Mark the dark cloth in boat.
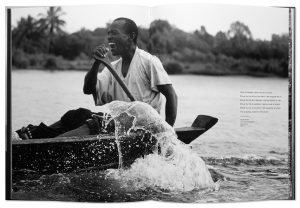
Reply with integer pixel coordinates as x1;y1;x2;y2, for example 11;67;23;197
16;122;63;140
60;108;93;130
16;108;115;139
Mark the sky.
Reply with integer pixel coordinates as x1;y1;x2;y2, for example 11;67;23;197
11;3;289;41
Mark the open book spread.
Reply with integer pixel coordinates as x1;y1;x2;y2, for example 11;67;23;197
7;3;295;203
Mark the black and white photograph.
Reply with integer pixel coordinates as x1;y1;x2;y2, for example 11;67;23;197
6;2;295;203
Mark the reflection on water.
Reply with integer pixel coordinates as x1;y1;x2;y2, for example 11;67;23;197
11;70;291;202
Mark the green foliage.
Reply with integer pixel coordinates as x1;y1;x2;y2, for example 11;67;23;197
12;49;30;69
37;6;66;53
37;7;66;35
12;15;47;54
137;27;150;51
163;61;183;74
12;10;288;77
44;57;57;69
228;21;252;39
52;34;86;60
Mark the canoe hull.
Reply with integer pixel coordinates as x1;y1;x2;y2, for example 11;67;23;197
12;133;157;174
12;114;218;174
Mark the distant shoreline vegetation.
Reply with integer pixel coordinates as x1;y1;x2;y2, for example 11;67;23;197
12;7;288;78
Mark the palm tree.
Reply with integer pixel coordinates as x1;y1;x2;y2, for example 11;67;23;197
37;6;66;53
13;15;37;48
12;15;46;53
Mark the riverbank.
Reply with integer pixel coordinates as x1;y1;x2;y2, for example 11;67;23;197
12;50;287;77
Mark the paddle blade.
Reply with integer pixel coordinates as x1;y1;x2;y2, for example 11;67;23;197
192;115;218;129
175;115;218;144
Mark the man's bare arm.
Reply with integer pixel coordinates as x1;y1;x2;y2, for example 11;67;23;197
157;84;178;126
83;45;109;96
83;60;101;95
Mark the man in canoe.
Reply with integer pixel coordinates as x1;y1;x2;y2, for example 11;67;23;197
13;17;178;140
83;17;178;126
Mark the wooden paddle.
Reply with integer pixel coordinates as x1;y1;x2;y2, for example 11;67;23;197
175;115;218;144
96;56;218;144
96;56;135;101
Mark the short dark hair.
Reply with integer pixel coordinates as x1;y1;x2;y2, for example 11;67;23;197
113;17;138;44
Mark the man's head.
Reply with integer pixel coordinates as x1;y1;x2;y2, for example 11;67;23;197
107;18;138;56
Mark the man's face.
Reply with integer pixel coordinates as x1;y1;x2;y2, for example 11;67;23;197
107;20;131;56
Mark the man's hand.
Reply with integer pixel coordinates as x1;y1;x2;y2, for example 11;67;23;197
93;45;110;61
83;44;109;96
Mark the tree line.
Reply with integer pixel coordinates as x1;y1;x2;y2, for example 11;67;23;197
12;7;289;77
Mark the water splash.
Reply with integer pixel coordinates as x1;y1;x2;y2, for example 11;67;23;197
100;101;217;192
107;149;217;192
114;133;123;169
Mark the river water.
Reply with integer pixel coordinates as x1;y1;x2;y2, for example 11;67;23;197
10;70;292;202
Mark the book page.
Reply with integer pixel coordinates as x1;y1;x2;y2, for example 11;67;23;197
7;3;294;203
150;3;293;200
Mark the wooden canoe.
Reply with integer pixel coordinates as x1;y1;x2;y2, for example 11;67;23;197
12;115;218;174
